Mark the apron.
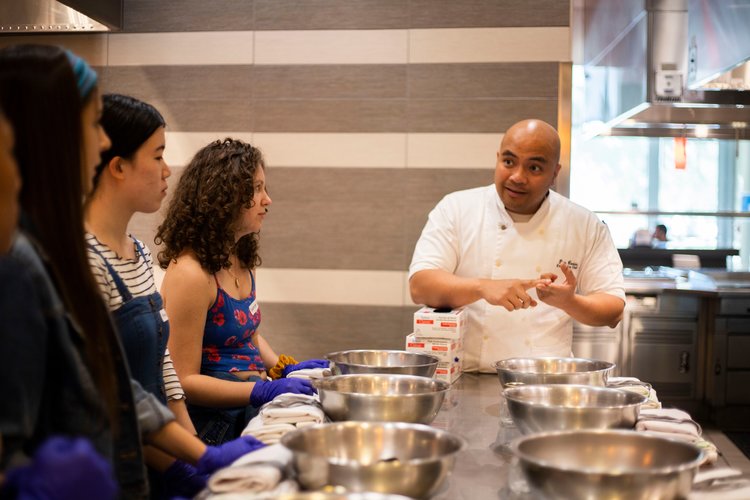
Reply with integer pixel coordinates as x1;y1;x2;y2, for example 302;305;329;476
473;196;573;372
89;238;169;403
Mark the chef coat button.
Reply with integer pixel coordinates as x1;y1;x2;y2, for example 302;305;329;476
495;260;501;267
483;335;489;341
500;224;507;230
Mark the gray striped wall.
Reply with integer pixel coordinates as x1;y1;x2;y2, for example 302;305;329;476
1;0;571;359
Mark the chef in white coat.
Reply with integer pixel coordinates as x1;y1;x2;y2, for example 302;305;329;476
409;119;625;373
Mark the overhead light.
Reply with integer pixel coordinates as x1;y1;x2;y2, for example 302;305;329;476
731;121;748;129
693;124;709;138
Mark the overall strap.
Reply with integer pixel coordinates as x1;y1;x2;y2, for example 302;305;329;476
87;240;134;302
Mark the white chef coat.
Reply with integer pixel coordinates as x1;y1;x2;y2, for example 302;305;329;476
409;185;625;373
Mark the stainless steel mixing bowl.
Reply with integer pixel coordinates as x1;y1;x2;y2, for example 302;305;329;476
326;350;440;377
312;374;450;424
281;421;465;498
503;384;648;434
494;356;615;388
512;430;704;499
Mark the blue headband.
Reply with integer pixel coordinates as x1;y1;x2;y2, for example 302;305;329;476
65;50;97;99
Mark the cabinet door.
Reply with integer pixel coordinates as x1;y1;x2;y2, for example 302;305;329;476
629;316;697;399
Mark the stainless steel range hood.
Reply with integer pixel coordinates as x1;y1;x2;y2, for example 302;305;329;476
0;0;122;33
576;0;750;140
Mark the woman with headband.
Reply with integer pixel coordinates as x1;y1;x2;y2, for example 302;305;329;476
0;45;264;498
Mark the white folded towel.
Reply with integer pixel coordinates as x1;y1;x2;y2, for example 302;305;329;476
607;377;661;409
231;443;293;468
287;367;331;379
636;408;702;437
691;468;750;499
207;464;282;494
241;418;297;444
202;444;296;498
263;392;320;407
260;404;326;426
203;480;298;499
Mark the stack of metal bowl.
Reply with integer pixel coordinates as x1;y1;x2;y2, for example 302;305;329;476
312;373;450;424
281;421;466;498
326;350;440;377
512;430;704;499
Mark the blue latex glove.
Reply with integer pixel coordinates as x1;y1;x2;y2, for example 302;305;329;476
4;436;117;500
162;460;208;498
196;435;266;475
282;358;330;377
249;377;315;407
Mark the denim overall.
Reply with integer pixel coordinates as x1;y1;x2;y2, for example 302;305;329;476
89;238;168;403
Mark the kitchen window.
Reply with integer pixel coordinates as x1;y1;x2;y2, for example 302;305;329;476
570;134;750;266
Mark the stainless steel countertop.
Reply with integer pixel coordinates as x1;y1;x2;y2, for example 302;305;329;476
429;373;529;499
428;373;750;499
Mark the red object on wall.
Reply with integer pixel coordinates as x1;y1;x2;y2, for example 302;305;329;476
674;137;687;169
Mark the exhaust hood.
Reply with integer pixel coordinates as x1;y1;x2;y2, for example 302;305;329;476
0;0;122;33
576;0;750;140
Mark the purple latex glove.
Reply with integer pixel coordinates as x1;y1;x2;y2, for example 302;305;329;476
4;436;117;500
162;460;208;498
282;358;330;377
249;377;315;407
195;435;266;475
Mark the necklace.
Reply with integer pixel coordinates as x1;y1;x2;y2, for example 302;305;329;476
226;260;241;288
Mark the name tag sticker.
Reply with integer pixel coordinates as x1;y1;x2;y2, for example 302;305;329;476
160;309;169;322
249;300;259;316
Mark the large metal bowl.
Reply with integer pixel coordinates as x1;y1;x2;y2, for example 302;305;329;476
513;430;704;499
312;374;450;424
326;350;440;377
281;421;465;498
504;384;648;435
494;357;615;388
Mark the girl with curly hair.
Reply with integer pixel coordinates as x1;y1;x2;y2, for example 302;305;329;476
157;138;327;444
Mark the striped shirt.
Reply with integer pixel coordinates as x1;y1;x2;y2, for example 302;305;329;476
86;233;185;401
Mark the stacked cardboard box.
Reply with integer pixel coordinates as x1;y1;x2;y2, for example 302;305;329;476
405;307;465;383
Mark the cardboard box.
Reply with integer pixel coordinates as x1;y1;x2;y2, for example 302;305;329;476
434;359;462;384
413;306;466;339
405;333;462;363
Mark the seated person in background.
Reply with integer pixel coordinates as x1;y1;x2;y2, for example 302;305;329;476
409;119;625;373
157;138;328;444
629;228;653;248
652;224;668;248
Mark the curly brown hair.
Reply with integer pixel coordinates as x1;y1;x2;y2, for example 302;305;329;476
156;138;264;273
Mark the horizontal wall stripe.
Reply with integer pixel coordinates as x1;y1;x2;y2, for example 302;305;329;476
121;0;570;33
409;63;559;98
163;132;254;167
3;27;569;67
407;133;501;169
255;268;411;306
408;0;570;29
0;34;108;65
255;0;409;31
123;0;254;33
409;27;571;63
108;31;254;66
254;30;408;65
261;303;417;360
252;133;407;168
253;64;408;99
163;132;507;169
